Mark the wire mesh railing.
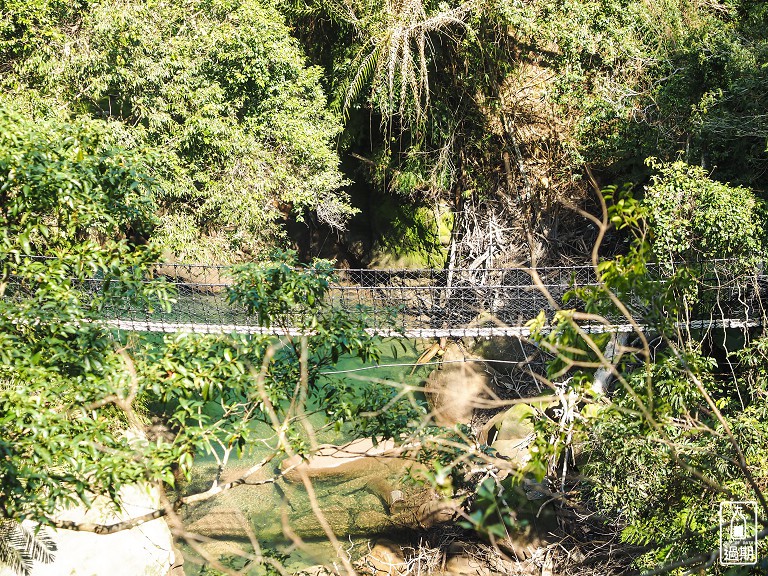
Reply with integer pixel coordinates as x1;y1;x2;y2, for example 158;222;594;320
3;258;766;337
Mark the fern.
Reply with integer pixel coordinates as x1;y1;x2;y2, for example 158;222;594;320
335;0;474;130
316;0;358;25
341;42;382;119
0;521;57;576
279;0;322;18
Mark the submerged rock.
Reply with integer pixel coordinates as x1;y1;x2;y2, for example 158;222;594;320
279;438;460;534
185;438;459;544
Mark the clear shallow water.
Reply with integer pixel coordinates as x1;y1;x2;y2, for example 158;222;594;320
179;339;428;575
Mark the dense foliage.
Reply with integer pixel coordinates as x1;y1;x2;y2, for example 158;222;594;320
644;160;765;262
2;0;765;264
0;107;173;519
515;185;768;572
0;109;419;532
2;0;768;574
278;0;767;264
1;0;353;262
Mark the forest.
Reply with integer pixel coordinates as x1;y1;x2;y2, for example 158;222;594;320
1;0;767;575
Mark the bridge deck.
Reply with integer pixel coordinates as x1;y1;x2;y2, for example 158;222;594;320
100;318;764;338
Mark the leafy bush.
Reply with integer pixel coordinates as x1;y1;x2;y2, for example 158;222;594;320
644;159;765;263
1;0;354;262
503;182;768;572
0;113;414;532
0;108;174;521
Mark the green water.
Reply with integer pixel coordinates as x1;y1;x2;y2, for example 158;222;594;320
180;338;429;575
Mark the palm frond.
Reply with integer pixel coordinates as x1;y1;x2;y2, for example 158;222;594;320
341;42;382;119
0;520;57;576
317;0;360;25
0;534;27;576
339;0;475;129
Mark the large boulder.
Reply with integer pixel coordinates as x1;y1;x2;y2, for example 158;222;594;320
280;438;406;485
481;403;535;468
0;484;175;576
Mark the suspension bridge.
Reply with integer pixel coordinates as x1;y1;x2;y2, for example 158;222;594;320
10;258;761;339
